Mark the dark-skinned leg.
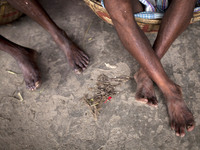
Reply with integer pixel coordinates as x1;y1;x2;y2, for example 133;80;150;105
134;0;196;136
104;0;175;95
7;0;89;73
104;0;195;136
0;35;40;90
135;0;197;106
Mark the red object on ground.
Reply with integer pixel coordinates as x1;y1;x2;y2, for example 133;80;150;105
104;97;112;103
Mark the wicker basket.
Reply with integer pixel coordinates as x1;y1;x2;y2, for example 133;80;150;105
0;0;23;25
84;0;200;32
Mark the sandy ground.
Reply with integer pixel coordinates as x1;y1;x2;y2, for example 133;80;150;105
0;0;200;149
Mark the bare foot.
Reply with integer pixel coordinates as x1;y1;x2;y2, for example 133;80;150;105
134;69;158;106
66;41;89;74
165;85;195;137
17;48;41;91
55;30;89;74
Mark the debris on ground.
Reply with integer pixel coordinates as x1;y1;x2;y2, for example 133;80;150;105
83;74;131;119
17;92;24;101
6;70;18;75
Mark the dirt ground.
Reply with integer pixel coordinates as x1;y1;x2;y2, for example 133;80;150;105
0;0;200;149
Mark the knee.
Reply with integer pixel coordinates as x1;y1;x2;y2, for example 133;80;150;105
104;0;132;26
109;11;129;26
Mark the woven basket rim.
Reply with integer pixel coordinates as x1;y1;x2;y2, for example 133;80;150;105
0;0;23;25
87;0;200;25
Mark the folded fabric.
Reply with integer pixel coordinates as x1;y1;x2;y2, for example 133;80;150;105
101;0;200;19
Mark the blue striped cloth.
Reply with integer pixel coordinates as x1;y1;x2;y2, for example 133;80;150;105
101;0;200;19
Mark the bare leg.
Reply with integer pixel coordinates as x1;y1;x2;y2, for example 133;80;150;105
135;0;196;106
7;0;89;73
0;35;40;90
134;0;196;136
104;0;195;136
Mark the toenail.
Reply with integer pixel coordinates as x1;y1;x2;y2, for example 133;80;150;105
35;81;40;88
74;69;82;74
180;134;185;137
176;133;180;136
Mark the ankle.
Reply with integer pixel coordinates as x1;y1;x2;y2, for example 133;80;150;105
52;28;71;49
134;68;148;80
162;83;183;102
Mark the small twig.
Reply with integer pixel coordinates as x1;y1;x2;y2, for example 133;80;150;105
17;92;24;101
6;70;18;75
82;20;93;48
